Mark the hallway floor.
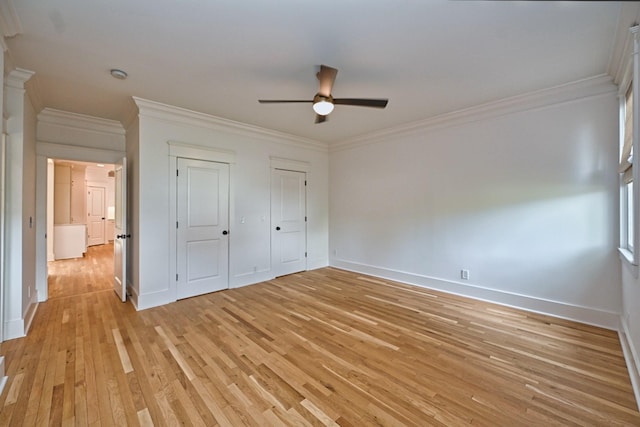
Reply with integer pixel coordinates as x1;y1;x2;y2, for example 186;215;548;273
48;242;114;299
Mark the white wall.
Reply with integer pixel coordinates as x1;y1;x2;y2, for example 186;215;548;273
330;78;621;328
130;99;329;309
4;69;38;340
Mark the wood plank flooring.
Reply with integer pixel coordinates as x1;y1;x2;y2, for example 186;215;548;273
47;243;114;299
1;256;639;425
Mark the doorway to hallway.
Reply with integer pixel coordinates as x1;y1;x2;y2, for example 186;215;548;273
47;159;116;299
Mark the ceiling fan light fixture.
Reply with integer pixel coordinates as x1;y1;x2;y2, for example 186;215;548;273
110;69;128;80
312;94;334;116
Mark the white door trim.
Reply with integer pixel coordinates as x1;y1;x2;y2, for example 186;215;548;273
168;141;235;300
270;156;310;172
270;166;308;277
35;142;124;303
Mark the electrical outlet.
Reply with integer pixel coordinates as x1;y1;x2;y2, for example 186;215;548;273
461;269;470;280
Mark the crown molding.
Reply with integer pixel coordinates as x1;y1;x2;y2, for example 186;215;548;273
0;0;21;52
609;3;640;86
331;74;617;152
38;107;126;137
0;0;21;38
24;74;43;112
5;67;33;89
132;97;328;153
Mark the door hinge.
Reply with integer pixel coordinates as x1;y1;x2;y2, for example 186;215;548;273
305;252;307;258
176;221;178;228
305;180;307;186
305;216;307;222
176;274;178;281
176;169;179;176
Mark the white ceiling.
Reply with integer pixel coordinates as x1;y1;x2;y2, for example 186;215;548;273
3;1;636;144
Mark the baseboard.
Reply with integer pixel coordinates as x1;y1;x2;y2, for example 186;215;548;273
620;318;640;411
307;257;329;271
133;288;176;311
330;259;620;330
23;301;38;335
4;318;24;341
126;280;138;309
232;269;274;289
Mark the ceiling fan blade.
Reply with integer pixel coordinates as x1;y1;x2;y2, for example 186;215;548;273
258;100;312;103
315;114;328;124
317;65;338;97
333;98;388;108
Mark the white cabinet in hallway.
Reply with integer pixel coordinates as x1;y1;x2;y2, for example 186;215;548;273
53;224;87;260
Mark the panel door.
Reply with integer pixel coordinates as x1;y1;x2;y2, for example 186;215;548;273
177;158;229;299
271;169;306;277
113;157;127;302
87;185;106;246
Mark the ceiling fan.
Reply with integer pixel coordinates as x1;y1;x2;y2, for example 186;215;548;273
258;65;388;123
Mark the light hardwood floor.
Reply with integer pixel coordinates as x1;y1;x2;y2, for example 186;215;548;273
0;248;638;425
48;243;114;299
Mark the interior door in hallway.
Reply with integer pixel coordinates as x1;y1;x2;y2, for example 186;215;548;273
271;168;307;277
113;157;127;302
87;185;106;246
177;158;229;300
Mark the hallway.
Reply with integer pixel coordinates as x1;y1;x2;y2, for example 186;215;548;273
47;243;114;299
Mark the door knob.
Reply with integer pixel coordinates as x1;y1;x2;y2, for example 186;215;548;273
276;226;281;231
222;230;228;235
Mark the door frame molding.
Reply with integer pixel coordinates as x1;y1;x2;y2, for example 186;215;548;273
270;157;310;277
35;142;124;302
167;141;235;301
270;156;310;174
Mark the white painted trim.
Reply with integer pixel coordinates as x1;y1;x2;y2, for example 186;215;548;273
332;75;617;152
4;316;24;341
232;269;274;289
0;133;5;343
620;318;640;411
131;288;175;311
5;68;34;89
36;141;125;163
23;301;37;335
609;3;640;85
127;280;138;310
306;257;328;271
331;259;621;330
38;108;125;136
168;142;235;305
134;97;327;152
34;144;126;304
270;156;311;172
0;0;22;37
168;140;236;163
